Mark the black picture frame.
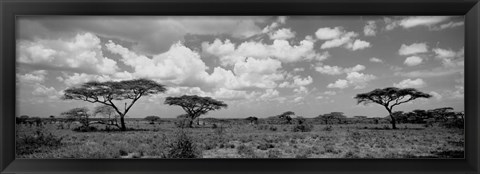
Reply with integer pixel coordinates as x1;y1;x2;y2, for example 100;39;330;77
1;0;479;173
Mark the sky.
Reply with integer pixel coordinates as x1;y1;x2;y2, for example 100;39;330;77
16;16;465;118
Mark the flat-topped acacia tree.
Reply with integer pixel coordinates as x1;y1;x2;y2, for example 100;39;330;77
164;95;227;128
354;87;432;129
62;78;167;131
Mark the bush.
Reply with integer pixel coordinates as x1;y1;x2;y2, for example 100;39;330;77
269;126;278;131
72;126;98;132
237;144;256;158
267;149;282;158
292;123;313;132
441;119;464;129
165;131;200;158
16;127;63;155
322;126;333;131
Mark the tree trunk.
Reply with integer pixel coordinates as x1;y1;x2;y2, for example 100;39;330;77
387;109;397;129
120;115;126;131
188;119;194;128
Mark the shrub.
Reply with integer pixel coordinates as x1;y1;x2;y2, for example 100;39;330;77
322;126;333;131
72;126;98;132
269;126;278;131
16;127;63;155
292;123;313;132
267;149;282;158
237;144;256;158
165;131;201;158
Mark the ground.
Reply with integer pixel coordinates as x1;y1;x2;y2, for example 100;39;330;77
15;120;464;158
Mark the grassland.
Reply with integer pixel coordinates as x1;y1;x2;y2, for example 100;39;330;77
15;119;464;159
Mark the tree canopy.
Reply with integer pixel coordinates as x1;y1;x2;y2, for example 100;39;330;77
63;78;167;131
164;95;227;128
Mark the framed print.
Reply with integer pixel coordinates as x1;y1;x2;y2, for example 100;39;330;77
1;0;479;173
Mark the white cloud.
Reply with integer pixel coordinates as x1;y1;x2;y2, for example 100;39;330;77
399;16;450;29
315;65;344;75
429;91;443;101
31;83;62;99
262;16;288;34
315;64;365;75
59;73;113;87
327;72;376;89
293;75;313;86
293;68;305;72
369;57;383;63
293;96;304;103
404;56;423;66
433;47;464;68
269;28;296;40
259;89;280;101
324;91;337;95
384;17;399;31
17;70;47;84
393;78;426;88
17;32;119;74
202;38;318;65
345;72;376;89
315;27;344;40
398;43;428;55
363;20;377;36
383;16;459;31
432;21;464;30
327;79;349;89
351;40;371;50
314;51;331;62
320;31;358;49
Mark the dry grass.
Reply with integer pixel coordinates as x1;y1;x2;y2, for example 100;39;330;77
16;121;464;158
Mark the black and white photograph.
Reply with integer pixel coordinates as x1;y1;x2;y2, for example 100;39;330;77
15;16;464;159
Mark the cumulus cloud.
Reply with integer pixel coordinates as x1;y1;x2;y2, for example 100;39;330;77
320;31;358;49
369;57;383;63
315;64;365;75
393;78;426;88
17;70;47;84
327;71;376;89
31;83;62;100
404;56;423;66
315;27;344;40
58;73;114;87
107;39;286;91
269;28;296;40
345;72;376;89
18;16;268;55
202;38;318;65
398;43;428;55
315;27;370;51
351;39;371;50
17;32;119;74
363;20;376;36
327;79;349;89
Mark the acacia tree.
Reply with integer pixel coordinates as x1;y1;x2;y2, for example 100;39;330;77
61;107;92;128
245;116;258;125
354;87;432;129
278;111;295;124
93;105;120;130
63;78;167;131
164;95;228;128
